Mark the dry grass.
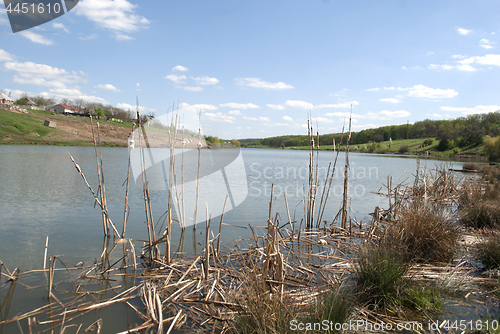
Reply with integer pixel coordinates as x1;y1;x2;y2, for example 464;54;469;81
459;181;500;229
383;203;459;263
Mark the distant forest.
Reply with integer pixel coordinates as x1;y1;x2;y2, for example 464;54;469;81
241;111;500;149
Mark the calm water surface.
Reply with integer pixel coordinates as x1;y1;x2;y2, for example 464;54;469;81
0;145;465;332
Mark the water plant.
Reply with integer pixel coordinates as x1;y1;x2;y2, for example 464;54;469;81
477;234;500;270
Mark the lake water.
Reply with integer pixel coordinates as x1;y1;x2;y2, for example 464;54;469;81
0;145;465;332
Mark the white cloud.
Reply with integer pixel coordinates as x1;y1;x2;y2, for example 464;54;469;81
52;22;70;33
191;76;219;85
243;116;270;122
228;110;242;115
182;86;204;92
117;102;154;112
430;53;500;72
0;49;13;62
457;27;472;36
235;77;294;90
366;110;411;120
164;74;187;84
480;38;494;49
315;101;359;109
76;0;150;33
19;31;54;45
324;111;360;118
284;100;314;110
441;105;500;115
282;116;293;122
173;65;189;72
267;104;286;110
428;64;455;71
0;7;8;26
179;103;218;112
40;88;107;104
220;102;259;109
462;54;500;66
114;32;134;40
203;112;236;123
380;98;401;104
96;83;120;92
408;84;458;99
3;61;86;89
80;34;98;40
311;117;334;124
366;88;381;92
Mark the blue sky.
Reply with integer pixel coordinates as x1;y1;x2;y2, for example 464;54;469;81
1;0;500;139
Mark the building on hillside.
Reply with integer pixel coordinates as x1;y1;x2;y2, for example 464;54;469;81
53;104;79;114
1;92;13;105
19;97;38;108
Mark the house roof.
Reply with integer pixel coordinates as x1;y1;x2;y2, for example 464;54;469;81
1;92;12;101
56;104;78;110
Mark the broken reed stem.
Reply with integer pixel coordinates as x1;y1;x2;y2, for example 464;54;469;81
43;236;48;271
217;196;228;258
205;203;211;280
284;192;293;235
68;154;120;237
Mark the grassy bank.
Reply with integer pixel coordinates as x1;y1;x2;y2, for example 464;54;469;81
0;107;132;147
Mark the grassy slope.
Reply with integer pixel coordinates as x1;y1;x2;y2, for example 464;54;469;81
247;137;486;158
0;107;133;146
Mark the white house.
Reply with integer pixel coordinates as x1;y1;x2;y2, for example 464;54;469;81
53;104;79;114
1;92;13;105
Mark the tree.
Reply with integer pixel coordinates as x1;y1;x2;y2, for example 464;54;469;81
95;106;105;119
231;139;241;147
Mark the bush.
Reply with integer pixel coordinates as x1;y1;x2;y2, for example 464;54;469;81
422;139;434;147
477;235;500;270
398;145;410;154
484;135;500;162
355;243;408;310
453;146;460;155
437;138;453;151
375;144;389;154
383;204;458;263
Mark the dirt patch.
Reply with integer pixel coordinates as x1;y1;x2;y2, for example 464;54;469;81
32;112;131;146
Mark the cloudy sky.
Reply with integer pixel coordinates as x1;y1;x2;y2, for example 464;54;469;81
1;0;500;139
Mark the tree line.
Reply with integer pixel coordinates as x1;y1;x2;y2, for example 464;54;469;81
242;111;500;151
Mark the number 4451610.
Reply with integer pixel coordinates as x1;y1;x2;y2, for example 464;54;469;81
5;2;62;14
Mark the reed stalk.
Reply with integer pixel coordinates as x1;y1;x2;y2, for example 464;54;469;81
193;111;202;231
122;124;135;238
90;116;109;236
341;108;353;230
